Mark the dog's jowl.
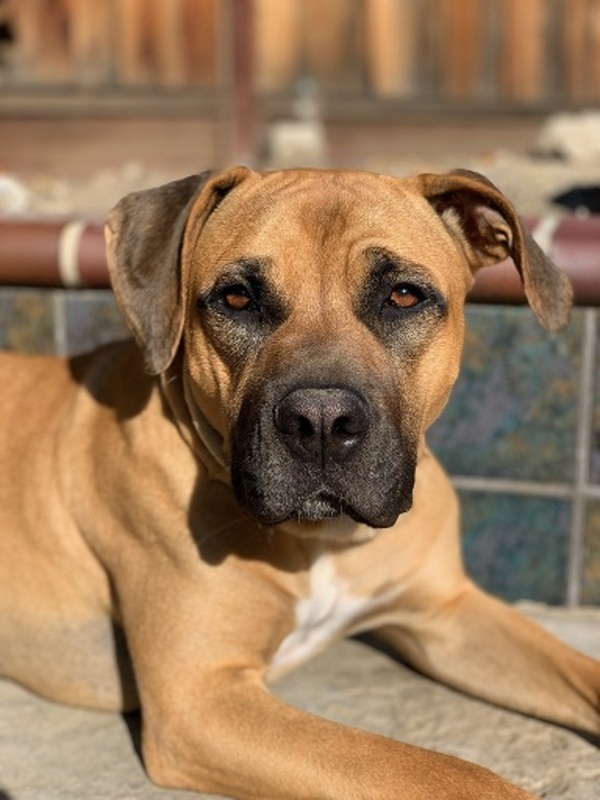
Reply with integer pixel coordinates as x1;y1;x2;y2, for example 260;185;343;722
0;167;597;799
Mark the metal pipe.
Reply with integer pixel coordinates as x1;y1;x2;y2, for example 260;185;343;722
0;216;599;305
0;219;107;288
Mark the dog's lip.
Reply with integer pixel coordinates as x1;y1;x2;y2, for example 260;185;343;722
247;490;345;526
248;488;405;530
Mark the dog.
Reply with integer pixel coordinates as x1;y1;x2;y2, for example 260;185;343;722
0;167;598;799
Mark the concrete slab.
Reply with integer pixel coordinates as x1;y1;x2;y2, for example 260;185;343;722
1;606;599;799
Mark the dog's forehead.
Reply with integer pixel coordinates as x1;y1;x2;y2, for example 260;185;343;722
213;170;431;236
191;170;467;291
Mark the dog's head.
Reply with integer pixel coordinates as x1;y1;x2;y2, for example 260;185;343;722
106;168;572;531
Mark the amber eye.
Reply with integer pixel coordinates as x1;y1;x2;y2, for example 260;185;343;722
388;284;423;309
223;286;252;311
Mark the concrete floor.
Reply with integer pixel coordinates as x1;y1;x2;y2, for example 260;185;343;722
1;604;599;800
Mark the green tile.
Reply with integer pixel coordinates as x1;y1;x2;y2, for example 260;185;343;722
459;490;570;604
64;290;129;356
582;500;600;605
0;288;56;354
429;306;583;483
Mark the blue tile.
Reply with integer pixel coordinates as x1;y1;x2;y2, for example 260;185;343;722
0;288;56;354
64;290;129;356
582;500;600;605
429;306;582;483
459;490;570;604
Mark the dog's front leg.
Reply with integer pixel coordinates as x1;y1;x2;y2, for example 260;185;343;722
140;665;536;800
115;560;535;800
375;580;600;739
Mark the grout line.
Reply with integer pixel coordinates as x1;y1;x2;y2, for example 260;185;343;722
52;290;68;357
451;474;574;498
578;483;600;499
452;474;600;499
566;308;597;606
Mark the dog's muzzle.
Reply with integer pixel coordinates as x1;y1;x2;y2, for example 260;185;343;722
231;383;417;530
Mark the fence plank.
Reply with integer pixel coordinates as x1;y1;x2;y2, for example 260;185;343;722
589;0;600;97
68;0;112;86
113;0;156;86
182;0;218;87
303;0;359;92
153;0;186;87
441;0;483;99
500;0;548;101
364;0;416;97
10;0;72;85
561;0;586;100
254;0;302;92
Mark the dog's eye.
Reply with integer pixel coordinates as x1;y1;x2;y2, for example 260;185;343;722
222;285;254;312
387;284;424;310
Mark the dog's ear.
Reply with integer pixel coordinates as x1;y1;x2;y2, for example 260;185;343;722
417;169;573;331
105;167;252;374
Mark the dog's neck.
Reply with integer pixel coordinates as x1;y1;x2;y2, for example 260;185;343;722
160;356;228;475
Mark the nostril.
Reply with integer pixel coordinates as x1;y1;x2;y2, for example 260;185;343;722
274;405;316;438
332;416;348;437
332;413;366;439
297;415;316;438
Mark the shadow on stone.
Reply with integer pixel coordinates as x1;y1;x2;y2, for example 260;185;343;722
122;711;143;761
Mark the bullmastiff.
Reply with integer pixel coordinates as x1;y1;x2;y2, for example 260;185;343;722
0;167;598;799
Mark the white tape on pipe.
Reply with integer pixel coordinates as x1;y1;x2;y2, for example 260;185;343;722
531;215;560;257
58;220;86;287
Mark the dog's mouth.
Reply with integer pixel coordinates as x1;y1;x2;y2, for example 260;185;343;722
289;489;348;522
232;463;415;530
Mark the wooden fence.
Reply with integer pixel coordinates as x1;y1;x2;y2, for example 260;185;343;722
1;0;600;108
0;0;218;88
255;0;600;105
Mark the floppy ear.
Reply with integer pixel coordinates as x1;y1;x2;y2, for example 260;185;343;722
105;167;252;374
417;169;573;331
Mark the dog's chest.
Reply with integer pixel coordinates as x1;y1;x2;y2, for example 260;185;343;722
268;555;397;678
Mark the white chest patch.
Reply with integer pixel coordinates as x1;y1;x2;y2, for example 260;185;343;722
268;555;398;679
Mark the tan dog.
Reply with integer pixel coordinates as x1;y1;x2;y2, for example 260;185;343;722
0;167;598;799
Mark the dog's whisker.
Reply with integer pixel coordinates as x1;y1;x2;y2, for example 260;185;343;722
194;514;251;546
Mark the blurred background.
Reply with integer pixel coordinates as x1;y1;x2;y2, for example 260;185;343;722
1;0;600;214
1;0;600;608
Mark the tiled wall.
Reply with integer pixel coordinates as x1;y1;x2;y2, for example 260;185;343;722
1;287;599;606
428;306;600;607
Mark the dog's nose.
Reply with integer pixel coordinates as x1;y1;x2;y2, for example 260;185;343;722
274;387;369;464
